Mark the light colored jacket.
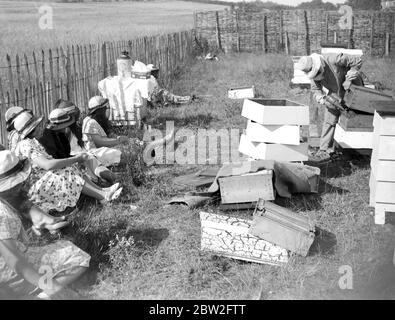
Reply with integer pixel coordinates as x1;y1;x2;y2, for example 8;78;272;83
311;53;362;103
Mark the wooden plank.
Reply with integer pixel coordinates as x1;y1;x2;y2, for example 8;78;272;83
241;98;309;125
219;202;257;211
371;100;395;115
49;49;56;108
0;78;7;146
227;86;255;99
246;121;300;145
6;55;16;105
239;134;308;162
15;55;23;107
215;11;222;51
218;170;274;204
200;212;289;266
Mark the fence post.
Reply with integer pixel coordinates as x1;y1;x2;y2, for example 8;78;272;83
262;15;267;53
385;32;390;56
285;31;289;55
101;42;107;79
235;10;240;53
304;10;310;55
215;11;222;51
0;78;6;146
334;31;337;44
370;13;374;55
6;55;15;105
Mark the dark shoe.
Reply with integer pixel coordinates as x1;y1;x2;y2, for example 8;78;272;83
309;150;331;163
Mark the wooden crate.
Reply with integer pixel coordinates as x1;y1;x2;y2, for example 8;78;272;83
334;124;373;149
239;134;308;162
200;212;289;266
227;86;255;99
338;112;373;132
370;111;395;224
344;85;393;114
241;99;309;125
218;170;275;204
245;121;301;145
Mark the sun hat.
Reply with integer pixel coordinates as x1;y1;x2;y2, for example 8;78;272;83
131;61;151;79
0;150;31;193
53;99;81;118
88;96;109;115
13;111;44;140
295;53;324;79
47;108;77;131
5;106;30;131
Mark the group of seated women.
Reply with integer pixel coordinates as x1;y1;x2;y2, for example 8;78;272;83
0;95;140;299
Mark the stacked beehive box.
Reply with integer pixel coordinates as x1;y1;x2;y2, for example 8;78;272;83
239;99;309;162
370;110;395;225
291;56;311;87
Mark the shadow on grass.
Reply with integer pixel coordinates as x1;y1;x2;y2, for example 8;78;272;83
152;112;217;128
125;227;169;249
308;227;337;256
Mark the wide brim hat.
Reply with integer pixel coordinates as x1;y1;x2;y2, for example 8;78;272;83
88;96;109;115
47;107;77;131
5;106;25;131
295;53;323;80
0;154;31;193
14;112;44;140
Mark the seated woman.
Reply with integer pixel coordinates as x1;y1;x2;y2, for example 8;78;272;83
13;110;123;213
0;150;90;299
5;106;27;152
39;100;116;185
82;96;130;166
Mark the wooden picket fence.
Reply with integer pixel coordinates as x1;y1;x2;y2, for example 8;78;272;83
0;29;195;146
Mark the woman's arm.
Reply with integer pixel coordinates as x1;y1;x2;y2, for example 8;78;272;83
89;134;128;148
32;153;87;171
0;239;64;297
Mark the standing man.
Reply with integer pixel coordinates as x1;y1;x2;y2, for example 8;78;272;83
295;52;364;162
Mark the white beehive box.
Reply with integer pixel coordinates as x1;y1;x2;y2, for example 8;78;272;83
291;56;311;86
228;86;255;99
321;47;363;57
334;124;373;149
241;99;309;125
239;134;308;162
245;120;301;145
200;212;289;266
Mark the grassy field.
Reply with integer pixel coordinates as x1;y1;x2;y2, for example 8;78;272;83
0;0;226;58
27;52;393;300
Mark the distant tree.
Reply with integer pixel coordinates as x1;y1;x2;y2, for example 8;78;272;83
344;0;382;10
297;0;337;10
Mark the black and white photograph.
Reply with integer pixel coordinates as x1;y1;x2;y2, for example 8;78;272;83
0;0;394;307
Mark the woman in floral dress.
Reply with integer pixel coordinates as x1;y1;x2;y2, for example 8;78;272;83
13;111;122;213
0;150;90;299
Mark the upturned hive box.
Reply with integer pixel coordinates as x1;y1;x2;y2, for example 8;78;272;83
241;99;309;125
228;86;255;99
200;212;289;266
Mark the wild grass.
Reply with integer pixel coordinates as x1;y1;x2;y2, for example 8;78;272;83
0;0;226;59
31;52;395;300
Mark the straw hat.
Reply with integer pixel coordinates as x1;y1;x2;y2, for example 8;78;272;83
47;108;76;131
88;96;109;115
295;53;324;79
5;106;25;131
13;111;44;140
0;150;31;193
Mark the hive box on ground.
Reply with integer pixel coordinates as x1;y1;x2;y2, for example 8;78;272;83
334;124;372;149
200;212;289;266
250;201;316;257
239;134;308;162
242;99;309;125
228;86;255;99
245;120;301;145
218;170;275;204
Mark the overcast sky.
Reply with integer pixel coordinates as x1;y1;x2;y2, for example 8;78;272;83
270;0;346;5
